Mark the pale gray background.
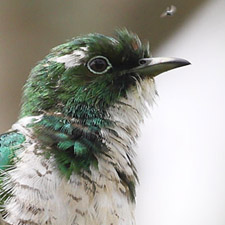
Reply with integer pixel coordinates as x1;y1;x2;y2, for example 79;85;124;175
1;0;225;225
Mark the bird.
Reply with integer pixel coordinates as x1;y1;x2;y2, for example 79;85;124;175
0;29;190;225
160;5;177;18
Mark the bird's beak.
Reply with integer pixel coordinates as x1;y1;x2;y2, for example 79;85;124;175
130;57;191;77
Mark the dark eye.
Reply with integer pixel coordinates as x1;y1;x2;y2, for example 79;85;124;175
139;59;147;65
87;56;112;74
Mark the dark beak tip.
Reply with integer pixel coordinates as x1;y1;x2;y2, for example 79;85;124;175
176;58;191;67
184;60;191;66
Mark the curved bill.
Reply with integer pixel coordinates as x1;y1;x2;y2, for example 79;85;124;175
130;57;191;77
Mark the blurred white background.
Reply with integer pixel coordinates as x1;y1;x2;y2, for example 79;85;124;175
136;0;225;224
1;0;225;224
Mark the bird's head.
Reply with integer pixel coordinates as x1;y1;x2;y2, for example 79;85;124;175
19;30;190;178
21;29;190;118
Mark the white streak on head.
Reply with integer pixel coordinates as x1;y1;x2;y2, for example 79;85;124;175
50;47;88;69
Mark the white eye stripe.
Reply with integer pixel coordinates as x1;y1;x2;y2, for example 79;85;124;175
49;47;88;69
87;56;112;74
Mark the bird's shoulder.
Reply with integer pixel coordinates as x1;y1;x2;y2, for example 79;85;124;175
0;130;26;170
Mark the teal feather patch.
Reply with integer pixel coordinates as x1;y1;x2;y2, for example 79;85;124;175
58;140;74;150
0;131;25;211
0;132;25;170
74;141;88;155
31;114;108;177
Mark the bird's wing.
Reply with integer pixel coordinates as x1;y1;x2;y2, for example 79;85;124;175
0;130;26;170
170;5;177;13
0;130;26;215
160;11;167;18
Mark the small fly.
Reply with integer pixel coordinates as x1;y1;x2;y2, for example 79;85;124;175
160;5;177;18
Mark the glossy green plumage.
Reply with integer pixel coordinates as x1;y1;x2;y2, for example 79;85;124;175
31;114;106;177
0;132;25;170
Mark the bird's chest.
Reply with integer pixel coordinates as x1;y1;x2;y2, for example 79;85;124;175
3;143;135;225
3;80;156;225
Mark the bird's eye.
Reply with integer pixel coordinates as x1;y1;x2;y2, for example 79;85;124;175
87;56;112;74
139;59;147;65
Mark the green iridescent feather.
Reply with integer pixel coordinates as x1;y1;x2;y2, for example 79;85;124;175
0;132;25;170
30;115;107;178
0;132;25;209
